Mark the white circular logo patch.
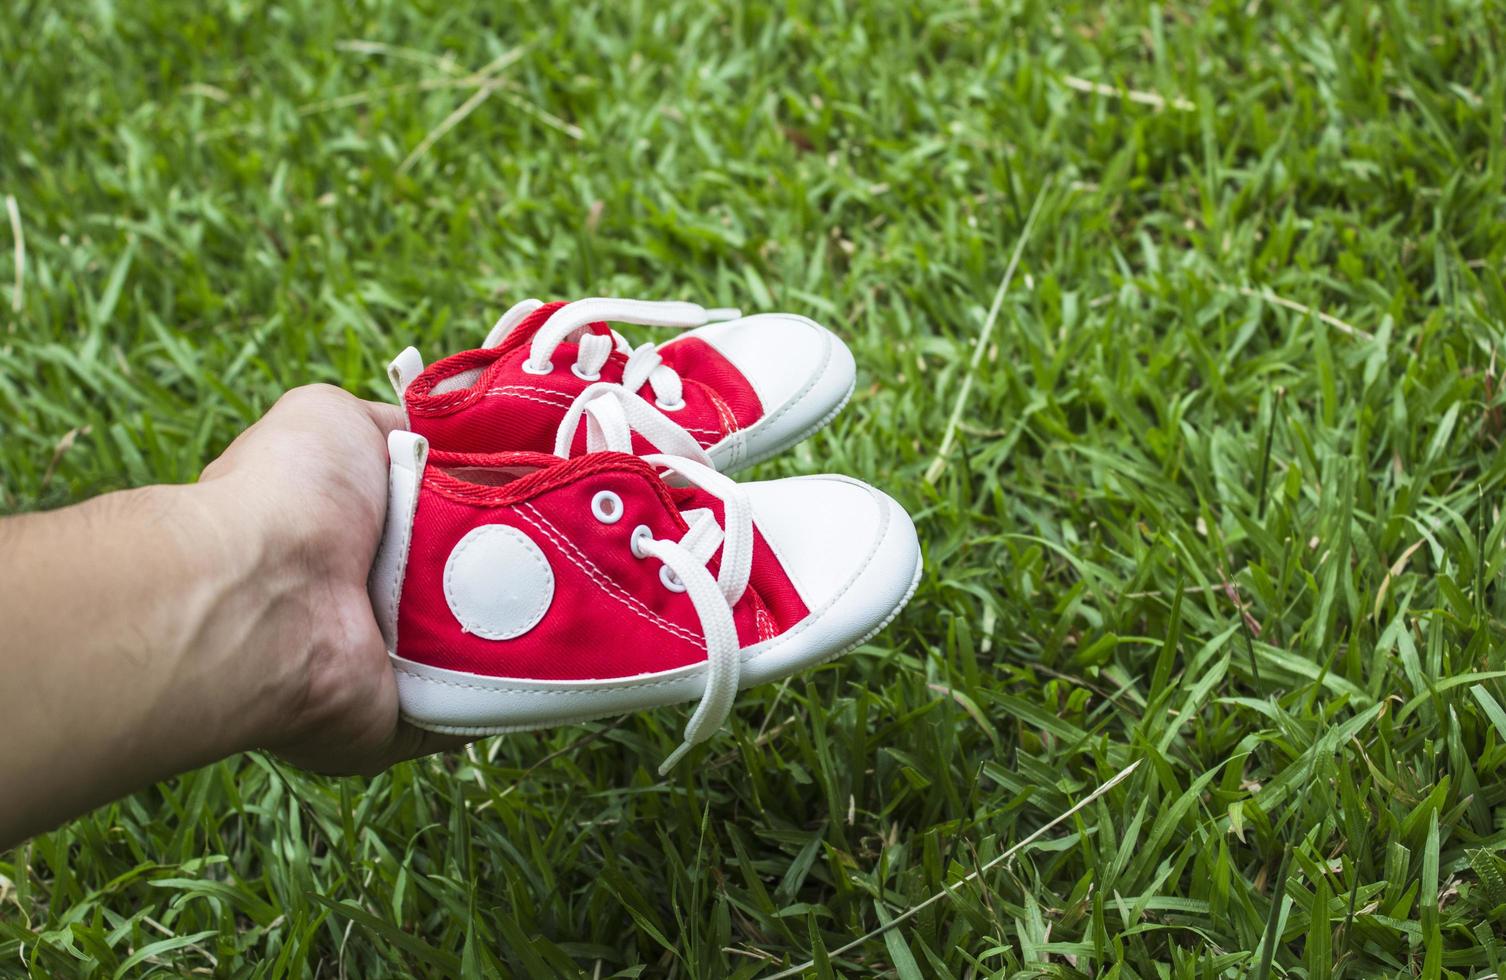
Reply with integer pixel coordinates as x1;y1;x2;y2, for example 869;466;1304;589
443;525;554;640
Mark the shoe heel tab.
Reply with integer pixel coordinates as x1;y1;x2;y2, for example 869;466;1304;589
387;429;429;475
387;347;425;403
371;430;428;653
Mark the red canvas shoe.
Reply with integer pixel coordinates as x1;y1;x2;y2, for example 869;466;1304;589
387;298;857;473
370;430;921;771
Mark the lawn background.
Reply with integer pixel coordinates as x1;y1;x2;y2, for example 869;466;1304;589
5;0;1506;976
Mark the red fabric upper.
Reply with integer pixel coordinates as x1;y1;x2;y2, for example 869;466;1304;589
402;302;765;457
396;450;809;681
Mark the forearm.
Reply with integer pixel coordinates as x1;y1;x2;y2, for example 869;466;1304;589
0;386;451;847
0;482;290;846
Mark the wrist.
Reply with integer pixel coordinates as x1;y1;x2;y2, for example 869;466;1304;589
162;477;316;755
182;470;387;758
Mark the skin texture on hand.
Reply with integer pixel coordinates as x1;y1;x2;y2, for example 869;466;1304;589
0;385;462;848
197;385;463;773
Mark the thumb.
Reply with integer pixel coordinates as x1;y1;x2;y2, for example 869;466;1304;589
362;399;406;438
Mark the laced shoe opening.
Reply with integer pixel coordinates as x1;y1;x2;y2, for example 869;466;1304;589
441;466;537;487
430;367;487;394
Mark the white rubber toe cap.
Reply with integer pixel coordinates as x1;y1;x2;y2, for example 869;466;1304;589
739;475;921;684
746;475;882;610
668;313;857;472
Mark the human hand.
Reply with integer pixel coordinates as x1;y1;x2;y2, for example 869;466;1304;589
0;383;465;846
196;384;465;775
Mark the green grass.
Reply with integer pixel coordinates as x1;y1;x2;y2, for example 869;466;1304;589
4;0;1506;975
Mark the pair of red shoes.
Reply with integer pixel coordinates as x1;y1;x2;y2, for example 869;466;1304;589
372;298;921;771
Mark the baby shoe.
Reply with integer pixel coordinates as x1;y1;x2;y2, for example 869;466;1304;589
370;429;921;772
387;297;856;473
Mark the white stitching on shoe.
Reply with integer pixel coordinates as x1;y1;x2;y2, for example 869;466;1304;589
490;384;576;399
707;388;738;435
515;504;707;649
486;385;575;402
483;390;576;410
755;606;778;643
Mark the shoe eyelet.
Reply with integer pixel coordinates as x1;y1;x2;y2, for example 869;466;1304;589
655;397;687;413
630;524;653;559
591;491;624;524
522;357;554;376
572;363;602;382
660;566;687;593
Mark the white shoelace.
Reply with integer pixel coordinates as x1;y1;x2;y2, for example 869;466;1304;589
485;297;741;412
553;383;715;468
552;399;754;773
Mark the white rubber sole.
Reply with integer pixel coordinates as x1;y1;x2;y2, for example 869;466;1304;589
392;489;922;736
